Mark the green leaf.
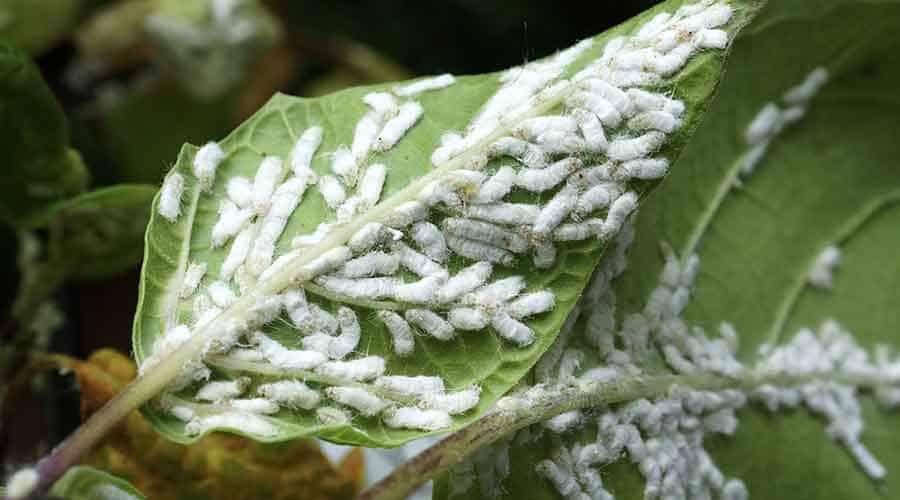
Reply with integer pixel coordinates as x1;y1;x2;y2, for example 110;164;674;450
0;41;88;227
50;466;146;500
0;0;84;55
132;0;757;449
438;0;900;499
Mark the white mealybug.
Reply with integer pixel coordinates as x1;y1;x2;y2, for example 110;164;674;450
394;73;456;96
603;69;663;88
471;166;517;204
745;102;781;145
226;176;253;208
316;406;350;426
211;200;253;247
376;310;416;356
336;251;399;278
207;280;237;308
385;200;428;228
435;261;493;303
579;78;633;115
626;88;685;117
783;67;829;104
628;110;682;133
300;246;351;279
507;291;555;318
252;156;284;213
169;405;196;422
514;115;578;140
721;479;749;500
697;28;729;49
569;91;622;127
442;218;529;253
326;386;390;416
250;331;328;370
608;132;666;161
567;163;614;189
330;146;358;187
376;101;423;151
394;275;444;304
315;356;386;381
445;235;515;266
229;398;280;414
575;182;621;216
431;131;466;165
290;301;339;335
532;240;557;269
573;108;608;152
336;196;366;223
359;163;387;208
158;172;185;222
808;244;841;289
534;183;579;236
383;406;452;431
488;137;547;169
465;276;526;307
535;459;581;497
620;158;669;180
406;309;456;340
195;377;250;402
393;242;447;278
491;311;535;346
635;12;672;41
257;380;321;409
185;413;278;437
448;307;490;330
466;202;540;225
422;386;482;414
290;126;323;176
418;179;463;208
291;222;334;247
248;177;307;274
318;175;346;209
363;91;399;122
193;142;226;191
319;306;361;359
410;221;448;262
553;218;602;241
375;375;445;397
516;157;582;193
351;112;380;162
347;222;402;254
180;261;208;298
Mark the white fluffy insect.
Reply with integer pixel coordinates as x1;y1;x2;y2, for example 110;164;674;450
347;222;402;253
608;132;666;161
536;459;582;498
359;163;387;207
180;261;208;298
572;108;608;152
603;68;663;88
290;126;323;177
195;377;249;402
336;196;366;223
808;244;841;289
158;172;185;222
471;166;517;204
569;91;622;127
394;275;445;304
226;176;253;208
376;101;423;151
394;242;447;278
507;291;555;318
580;78;633;115
292;222;334;247
336;251;399;278
721;479;749;500
326;386;391;416
745;102;781;145
409;221;448;262
252;156;284;213
514;115;578;140
466;202;540;225
445;235;515;266
309;306;360;359
448;307;490;330
621;158;669;180
301;246;351;278
465;276;526;307
251;332;328;370
534;184;579;236
567;163;614;189
385;200;428;228
488;137;547;169
351;112;380;162
697;28;729;49
443;218;529;253
516;157;581;193
229;398;280;415
783;67;829;104
376;310;415;356
553;218;602;242
422;386;482;414
491;311;535;346
207;280;237;308
628;110;682;133
185;413;278;437
627;89;685;117
315;356;386;381
406;308;456;340
383;406;452;431
248;177;307;274
363;92;399;121
193;142;226;191
256;380;322;410
375;375;445;397
435;261;493;303
318;175;347;209
394;73;456;96
330;146;358;187
211;200;253;247
575;182;621;217
315;406;350;426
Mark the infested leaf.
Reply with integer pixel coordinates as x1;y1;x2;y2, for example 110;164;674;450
132;0;758;449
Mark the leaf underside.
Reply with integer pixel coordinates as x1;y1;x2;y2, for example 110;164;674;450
437;0;900;499
133;0;751;448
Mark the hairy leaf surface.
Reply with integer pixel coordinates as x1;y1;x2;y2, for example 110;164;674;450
437;1;900;499
133;0;756;448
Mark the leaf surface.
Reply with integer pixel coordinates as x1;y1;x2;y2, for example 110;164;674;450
49;466;146;500
133;0;757;448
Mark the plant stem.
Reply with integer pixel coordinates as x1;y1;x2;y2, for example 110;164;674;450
356;371;883;500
